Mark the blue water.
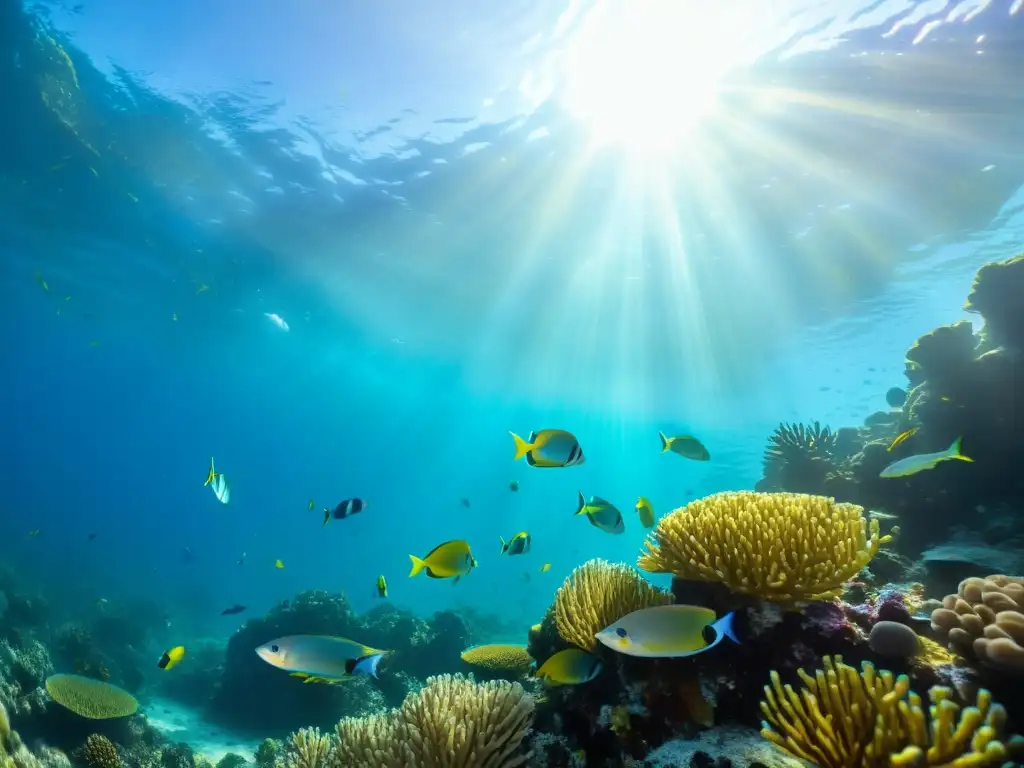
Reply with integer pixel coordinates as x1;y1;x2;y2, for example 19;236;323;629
2;0;1022;648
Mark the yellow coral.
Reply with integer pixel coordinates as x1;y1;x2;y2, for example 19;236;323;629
760;655;1024;768
553;559;671;650
334;674;534;767
460;645;533;676
638;491;893;603
78;735;120;768
283;728;335;768
45;674;138;719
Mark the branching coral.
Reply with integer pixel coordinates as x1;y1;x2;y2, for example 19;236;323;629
638;492;894;604
553;559;671;651
930;574;1024;672
77;736;120;768
334;674;534;767
760;655;1024;767
44;674;138;719
283;728;335;768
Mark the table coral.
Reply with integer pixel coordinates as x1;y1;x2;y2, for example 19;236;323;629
930;574;1024;672
760;655;1024;767
553;559;671;651
43;675;137;719
638;492;894;604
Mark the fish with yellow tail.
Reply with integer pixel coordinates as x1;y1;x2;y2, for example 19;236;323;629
887;427;918;452
499;531;531;556
510;429;585;468
879;436;972;478
409;540;477;581
255;634;388;682
635;497;655;528
658;432;710;461
204;457;230;504
374;575;388;598
157;646;185;670
576;492;625;534
595;605;740;658
534;648;602;685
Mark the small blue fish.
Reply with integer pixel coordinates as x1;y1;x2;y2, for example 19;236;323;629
879;436;972;478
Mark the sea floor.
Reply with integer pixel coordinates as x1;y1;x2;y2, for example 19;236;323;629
143;696;260;764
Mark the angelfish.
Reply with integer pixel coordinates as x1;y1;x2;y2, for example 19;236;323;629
255;634;389;682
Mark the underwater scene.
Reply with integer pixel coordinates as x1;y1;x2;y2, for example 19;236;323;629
2;0;1024;766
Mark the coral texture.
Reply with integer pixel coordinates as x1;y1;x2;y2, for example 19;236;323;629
44;674;138;719
77;735;120;768
930;574;1024;672
283;728;333;768
553;559;671;651
760;655;1024;768
460;645;533;676
334;674;534;767
638;492;894;603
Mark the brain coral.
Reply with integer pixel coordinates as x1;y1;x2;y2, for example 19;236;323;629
553;559;671;651
44;674;138;719
638;491;894;603
460;645;533;676
930;574;1024;672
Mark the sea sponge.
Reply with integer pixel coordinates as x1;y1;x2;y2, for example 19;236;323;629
638;492;894;604
760;655;1024;768
77;736;120;768
553;559;671;651
334;674;534;767
930;574;1024;672
460;645;533;676
44;674;138;719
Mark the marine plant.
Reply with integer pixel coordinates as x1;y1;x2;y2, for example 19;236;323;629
760;654;1024;767
333;673;534;767
638;491;894;604
553;559;671;651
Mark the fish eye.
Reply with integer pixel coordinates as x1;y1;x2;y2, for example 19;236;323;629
701;625;716;644
271;645;279;653
615;627;628;639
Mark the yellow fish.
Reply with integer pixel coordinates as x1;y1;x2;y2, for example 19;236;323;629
887;427;918;452
275;559;285;569
879;437;972;479
409;540;477;580
158;646;185;670
635;497;655;528
658;432;710;461
375;575;388;598
510;430;585;467
539;563;551;573
534;649;602;685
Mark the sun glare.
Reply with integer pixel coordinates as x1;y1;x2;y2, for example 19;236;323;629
563;2;752;155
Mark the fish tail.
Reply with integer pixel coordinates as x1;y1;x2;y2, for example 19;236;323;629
658;432;670;453
408;555;427;578
948;436;973;462
714;612;741;645
575;491;586;515
510;431;533;461
499;536;507;554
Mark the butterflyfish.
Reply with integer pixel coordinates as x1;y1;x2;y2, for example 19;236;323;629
879;436;972;478
408;540;477;580
887;427;918;452
510;430;585;467
255;634;388;682
575;492;625;534
635;497;655;528
658;432;710;461
204;457;230;504
539;563;551;573
158;646;185;670
534;648;602;685
499;532;531;556
375;575;388;598
595;605;740;658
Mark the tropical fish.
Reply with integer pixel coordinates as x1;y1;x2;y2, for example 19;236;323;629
264;312;289;331
658;432;710;461
27;529;40;537
237;552;246;566
275;559;285;569
158;646;185;670
510;430;585;468
255;634;388;682
509;480;520;492
87;533;97;541
868;510;899;521
887;427;918;452
221;604;247;615
575;492;625;534
409;540;477;580
459;497;471;508
329;498;366;522
539;563;551;573
308;498;315;511
204;457;230;504
499;532;531;556
635;497;655;528
879;437;972;478
375;575;388;598
595;605;740;658
534;648;602;685
35;273;49;292
172;313;178;321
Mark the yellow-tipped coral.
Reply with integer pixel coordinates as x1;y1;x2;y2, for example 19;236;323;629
760;655;1024;768
638;491;894;603
460;645;534;676
44;674;138;719
283;728;336;768
553;559;671;651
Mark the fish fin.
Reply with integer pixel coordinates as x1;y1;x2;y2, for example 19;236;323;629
408;555;427;578
499;536;507;554
575;491;586;515
658;432;670;453
453;576;461;585
510;431;532;462
948;436;973;462
714;612;740;645
205;457;215;486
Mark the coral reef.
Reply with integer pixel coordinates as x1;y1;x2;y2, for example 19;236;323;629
44;675;137;719
77;735;121;768
1;701;70;768
760;654;1024;767
930;574;1024;672
639;492;895;603
553;560;671;651
459;645;533;678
